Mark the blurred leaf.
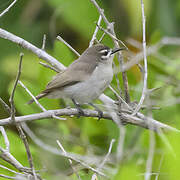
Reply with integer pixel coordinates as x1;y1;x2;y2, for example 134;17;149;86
121;0;151;36
162;133;180;180
47;0;99;39
114;163;142;180
53;40;75;66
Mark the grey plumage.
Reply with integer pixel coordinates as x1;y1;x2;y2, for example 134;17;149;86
27;44;120;105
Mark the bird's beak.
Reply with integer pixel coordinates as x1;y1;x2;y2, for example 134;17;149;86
111;47;126;55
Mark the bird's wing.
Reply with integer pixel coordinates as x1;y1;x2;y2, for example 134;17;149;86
43;60;97;93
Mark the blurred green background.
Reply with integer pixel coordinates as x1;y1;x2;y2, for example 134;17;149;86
0;0;180;179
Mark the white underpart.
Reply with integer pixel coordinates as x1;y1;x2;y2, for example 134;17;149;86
47;55;114;104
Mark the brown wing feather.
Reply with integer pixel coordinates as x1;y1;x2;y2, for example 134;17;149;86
43;59;97;93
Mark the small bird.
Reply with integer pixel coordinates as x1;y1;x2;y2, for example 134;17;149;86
28;44;123;118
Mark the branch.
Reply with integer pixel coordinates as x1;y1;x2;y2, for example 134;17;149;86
8;54;38;180
0;97;11;115
56;140;81;180
0;28;64;71
0;0;18;18
121;37;180;72
0;108;178;132
57;35;80;57
89;15;102;47
91;139;115;180
132;0;148;115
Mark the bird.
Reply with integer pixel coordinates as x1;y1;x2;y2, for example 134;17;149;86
28;44;123;118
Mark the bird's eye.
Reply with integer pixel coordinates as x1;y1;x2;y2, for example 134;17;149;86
100;49;109;56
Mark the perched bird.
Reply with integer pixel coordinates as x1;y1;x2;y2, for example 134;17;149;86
28;44;123;118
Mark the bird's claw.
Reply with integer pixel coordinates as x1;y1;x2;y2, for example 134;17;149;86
97;110;103;121
77;107;84;117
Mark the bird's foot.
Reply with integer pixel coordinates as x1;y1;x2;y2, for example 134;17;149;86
76;107;85;117
88;103;103;121
97;110;103;121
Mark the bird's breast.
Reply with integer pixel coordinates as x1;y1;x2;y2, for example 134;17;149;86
69;62;113;103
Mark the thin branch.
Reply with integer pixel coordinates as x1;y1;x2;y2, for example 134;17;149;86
0;164;24;176
57;35;80;57
9;53;38;180
108;85;130;110
41;34;46;50
39;62;59;72
9;53;24;123
21;123;105;176
57;140;81;180
116;124;126;162
0;97;11;114
95;24;121;43
99;139;115;169
0;126;10;151
132;0;148;115
121;36;180;73
0;28;64;71
91;139;115;180
19;81;46;112
0;0;18;18
18;80;66;120
98;32;105;42
89;15;102;47
90;0;109;25
155;154;164;180
0;174;16;180
0;148;26;172
145;131;155;180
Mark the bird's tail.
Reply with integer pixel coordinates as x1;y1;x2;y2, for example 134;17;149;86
27;93;47;104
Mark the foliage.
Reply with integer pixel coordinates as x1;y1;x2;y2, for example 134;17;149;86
0;0;180;179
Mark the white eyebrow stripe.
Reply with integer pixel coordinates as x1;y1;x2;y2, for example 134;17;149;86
100;49;108;53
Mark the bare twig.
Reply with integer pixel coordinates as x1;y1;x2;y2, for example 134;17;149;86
155;154;164;180
89;15;102;47
18;80;66;120
91;139;115;180
57;140;81;180
57;35;80;57
0;147;27;172
132;0;148;115
0;164;24;176
0;0;18;18
95;24;121;43
39;61;60;72
0;174;16;180
121;36;180;72
99;139;115;169
0;97;11;114
18;81;46;112
90;0;109;25
145;131;155;180
9;53;38;180
21;123;106;177
116;124;126;162
41;34;46;50
0;126;10;151
98;32;105;42
9;53;24;123
108;85;130;110
0;28;64;71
